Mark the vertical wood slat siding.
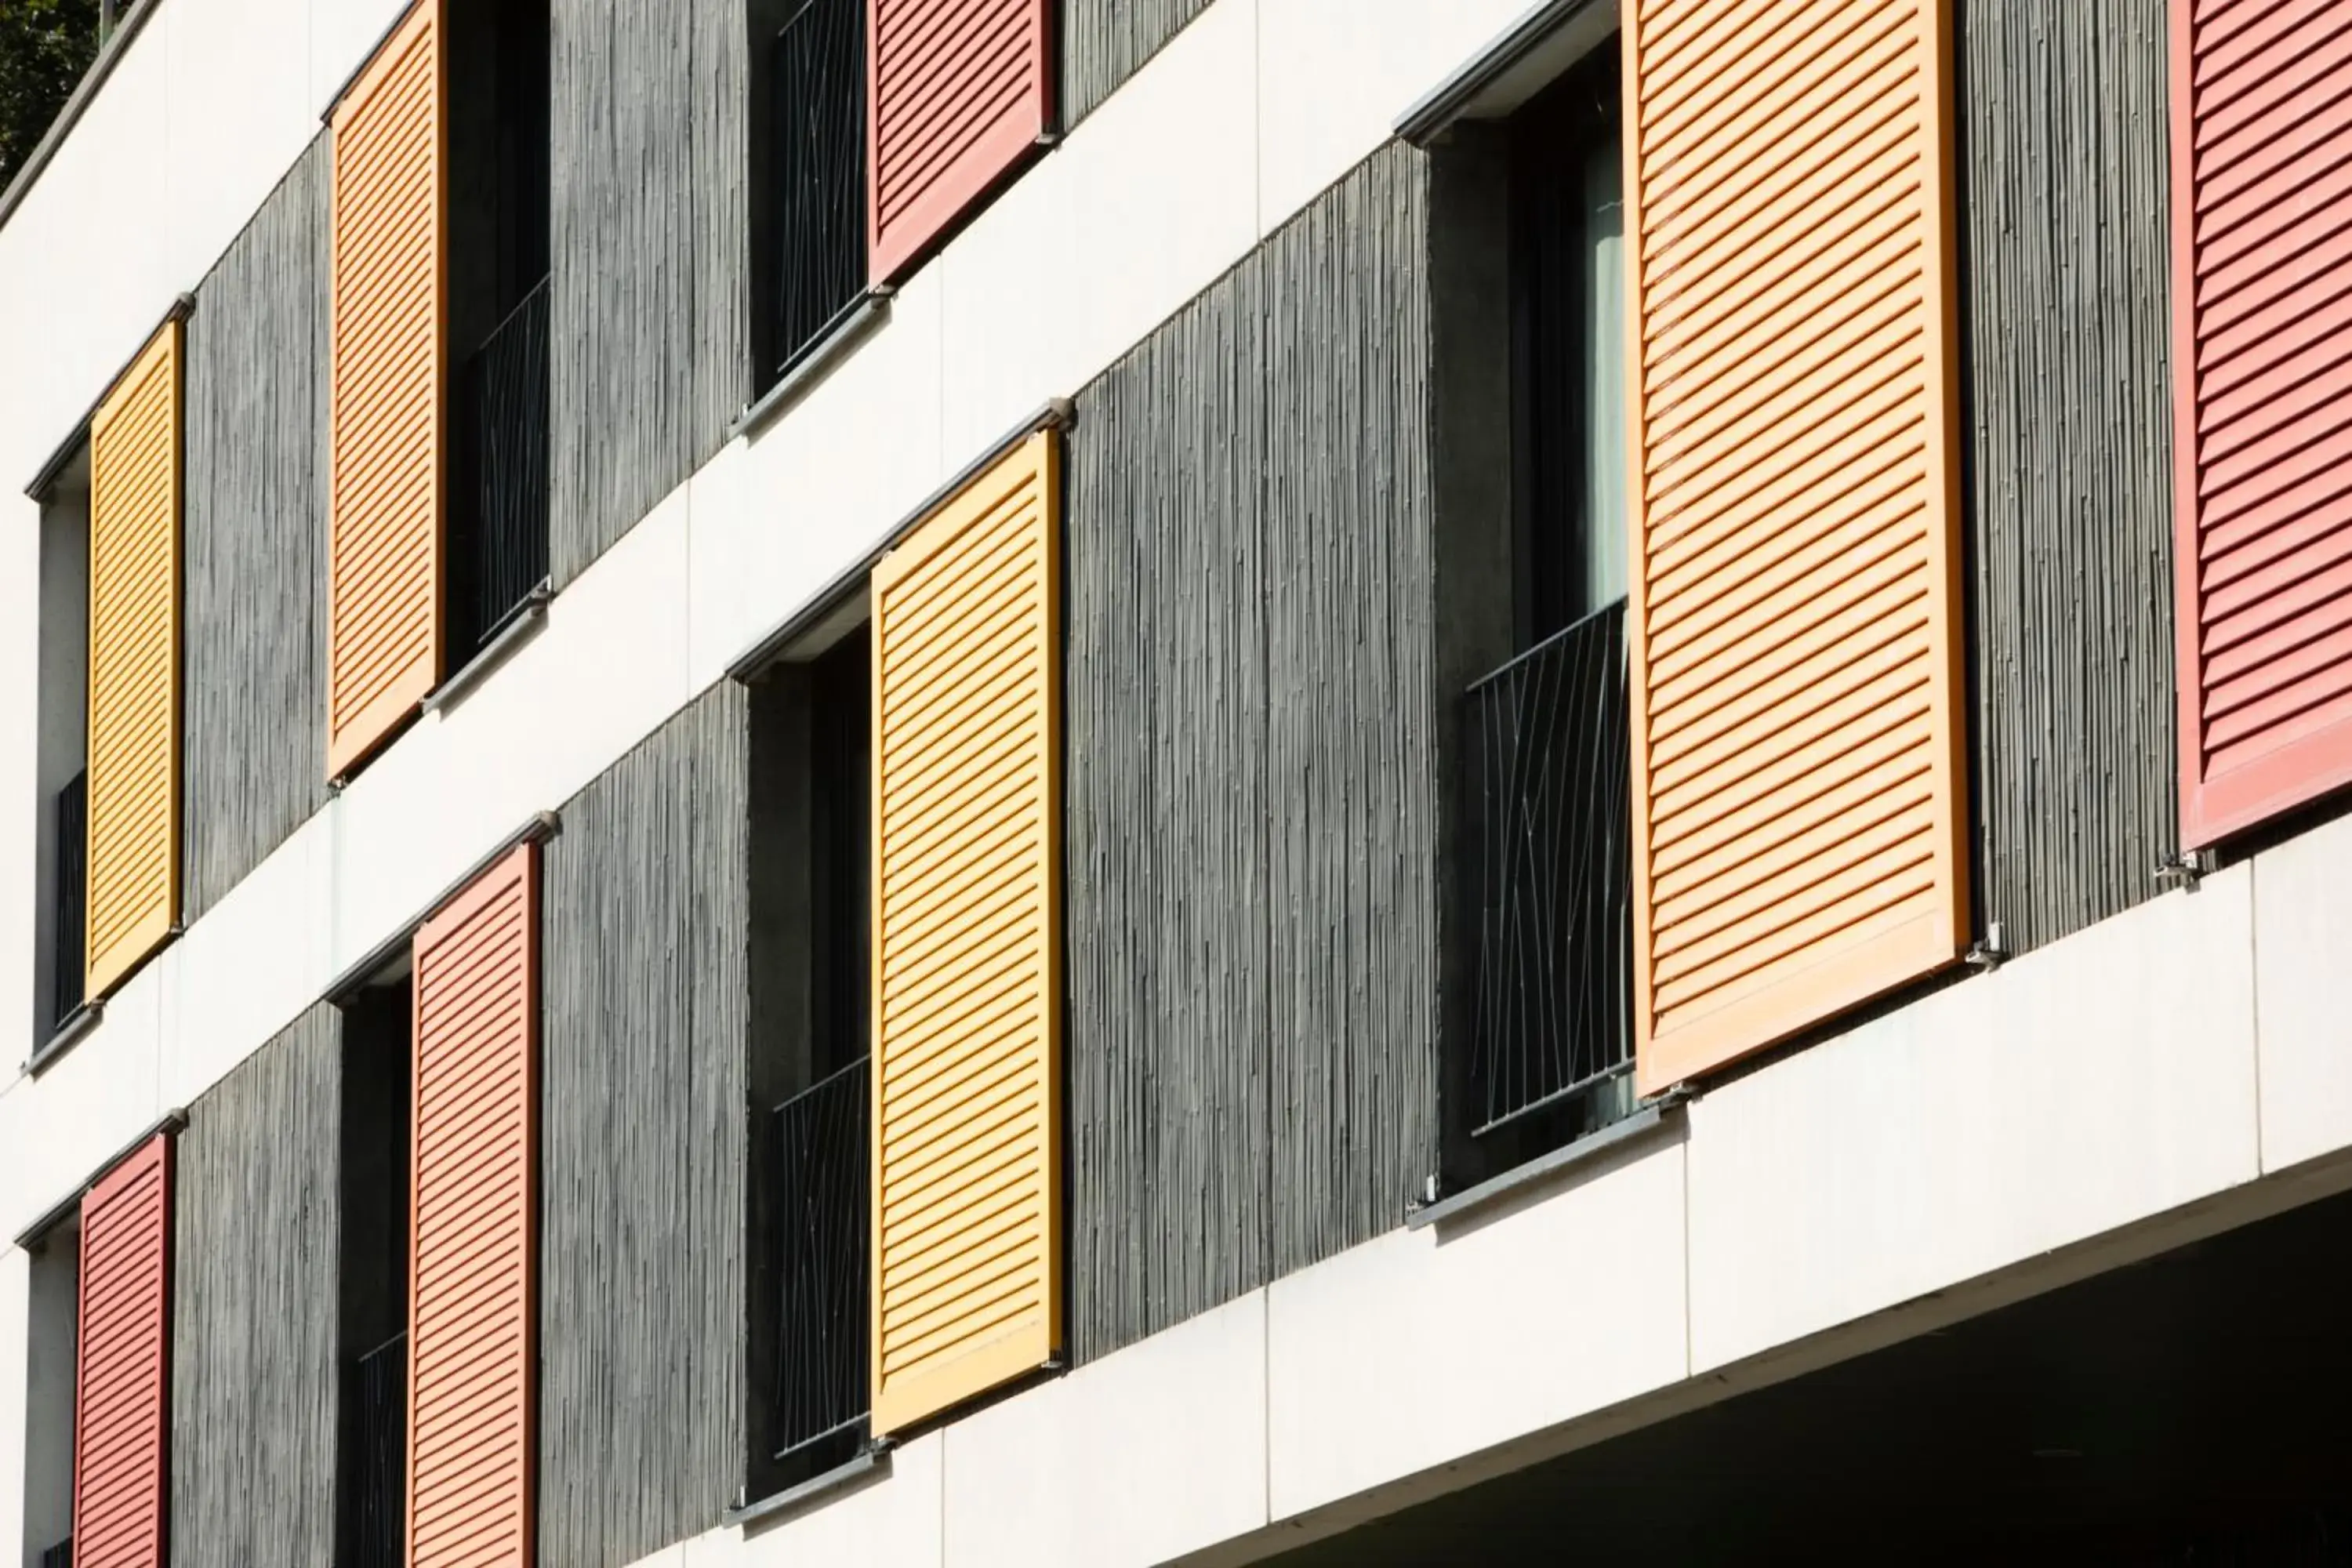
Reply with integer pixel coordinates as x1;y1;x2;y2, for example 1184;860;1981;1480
1060;0;1207;128
548;0;749;588
85;320;183;1000
170;1008;340;1566
1964;0;2176;953
72;1133;175;1568
328;0;445;779
407;842;537;1568
869;430;1062;1434
184;136;332;923
2171;0;2352;846
539;688;749;1566
867;0;1051;283
1624;0;1969;1091
1065;146;1437;1363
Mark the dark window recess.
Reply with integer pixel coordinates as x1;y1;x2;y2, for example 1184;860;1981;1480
51;769;85;1031
337;977;412;1564
1443;42;1634;1193
448;277;550;654
760;0;868;387
40;1540;71;1568
752;626;872;1490
339;1331;407;1568
445;0;550;656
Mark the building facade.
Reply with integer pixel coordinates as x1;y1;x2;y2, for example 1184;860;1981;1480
3;0;2352;1562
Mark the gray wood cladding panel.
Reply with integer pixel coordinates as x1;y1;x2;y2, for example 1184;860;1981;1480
182;135;330;922
549;0;749;588
1962;0;2176;955
540;684;750;1566
169;1006;341;1567
1067;145;1439;1363
1061;0;1212;128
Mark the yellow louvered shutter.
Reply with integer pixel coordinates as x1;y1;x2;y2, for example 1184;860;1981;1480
869;430;1063;1436
85;321;183;1000
327;0;445;780
1624;0;1969;1092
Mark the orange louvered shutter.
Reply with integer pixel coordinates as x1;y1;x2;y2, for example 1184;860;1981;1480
869;430;1062;1436
407;842;536;1566
328;0;445;780
2171;0;2352;846
71;1133;174;1568
1624;0;1969;1091
84;320;183;1000
868;0;1052;283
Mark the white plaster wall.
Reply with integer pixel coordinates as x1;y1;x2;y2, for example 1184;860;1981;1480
1684;864;2263;1373
1265;1138;1689;1523
944;1293;1269;1568
706;1433;945;1568
2252;810;2352;1174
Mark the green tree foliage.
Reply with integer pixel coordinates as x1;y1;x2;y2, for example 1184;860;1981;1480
0;0;100;194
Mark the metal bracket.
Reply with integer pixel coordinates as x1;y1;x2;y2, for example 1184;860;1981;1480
2155;849;2211;892
1965;920;2009;971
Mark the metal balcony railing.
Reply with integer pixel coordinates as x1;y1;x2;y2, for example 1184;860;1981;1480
450;276;550;655
771;0;866;379
771;1054;870;1461
339;1330;406;1568
1461;598;1632;1140
52;769;85;1029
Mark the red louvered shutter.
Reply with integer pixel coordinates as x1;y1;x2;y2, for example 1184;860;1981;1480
71;1134;174;1568
2172;0;2352;846
406;842;537;1568
868;0;1051;283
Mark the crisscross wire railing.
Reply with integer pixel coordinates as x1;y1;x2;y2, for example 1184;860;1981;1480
1463;597;1631;1134
53;768;85;1030
771;0;866;377
451;276;550;655
772;1054;871;1459
339;1330;407;1568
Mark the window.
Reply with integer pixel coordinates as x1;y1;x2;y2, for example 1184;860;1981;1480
1439;38;1636;1194
31;440;91;1051
336;975;413;1568
746;620;873;1497
445;0;552;658
22;1215;79;1566
750;0;868;390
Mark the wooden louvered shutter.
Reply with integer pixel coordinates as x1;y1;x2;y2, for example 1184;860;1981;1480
407;842;537;1566
2172;1;2352;846
869;430;1062;1436
85;320;183;1000
1624;0;1969;1092
867;0;1051;284
71;1133;174;1568
328;0;445;780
